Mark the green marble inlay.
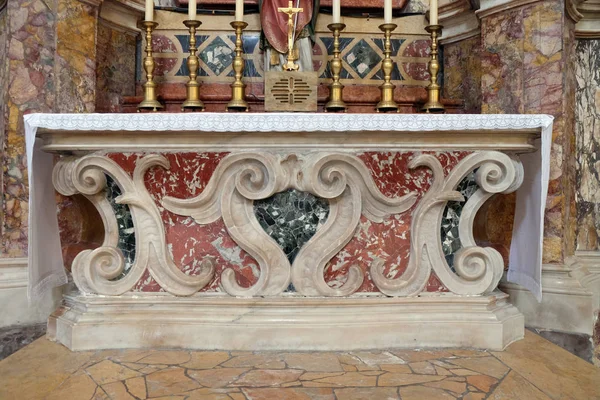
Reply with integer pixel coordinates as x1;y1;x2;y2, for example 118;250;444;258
440;171;478;270
254;190;329;291
105;175;136;279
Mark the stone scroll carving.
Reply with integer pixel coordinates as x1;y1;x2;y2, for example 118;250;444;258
54;150;524;298
162;152;418;297
370;151;523;296
53;155;215;296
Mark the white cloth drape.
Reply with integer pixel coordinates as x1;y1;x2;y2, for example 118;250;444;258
23;113;553;301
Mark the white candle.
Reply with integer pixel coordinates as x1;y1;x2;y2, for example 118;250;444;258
333;0;340;23
384;0;392;23
145;0;153;21
235;0;244;21
189;0;197;20
429;0;438;24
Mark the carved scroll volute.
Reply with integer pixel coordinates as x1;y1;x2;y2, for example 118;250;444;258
292;153;417;296
163;153;293;297
53;154;215;296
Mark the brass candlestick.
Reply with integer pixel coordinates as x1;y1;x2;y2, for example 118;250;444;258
325;23;347;112
227;21;249;112
376;23;398;112
138;21;163;111
421;24;445;113
182;20;205;111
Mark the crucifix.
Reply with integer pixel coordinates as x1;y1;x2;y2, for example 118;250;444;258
277;0;303;71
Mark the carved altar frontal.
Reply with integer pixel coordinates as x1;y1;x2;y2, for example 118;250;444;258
33;113;549;351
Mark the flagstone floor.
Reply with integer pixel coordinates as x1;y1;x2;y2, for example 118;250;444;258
1;330;598;400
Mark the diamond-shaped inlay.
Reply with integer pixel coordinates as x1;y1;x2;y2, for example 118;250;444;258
343;39;382;79
200;36;233;76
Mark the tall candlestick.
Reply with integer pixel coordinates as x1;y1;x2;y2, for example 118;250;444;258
332;0;341;23
235;0;244;21
189;0;197;20
384;0;392;23
145;0;153;21
429;0;438;25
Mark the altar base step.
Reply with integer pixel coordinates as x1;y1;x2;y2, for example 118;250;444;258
48;291;524;351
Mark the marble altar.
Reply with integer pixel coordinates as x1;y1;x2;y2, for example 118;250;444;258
24;113;552;351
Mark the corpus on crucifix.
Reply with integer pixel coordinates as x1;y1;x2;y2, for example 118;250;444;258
259;0;319;72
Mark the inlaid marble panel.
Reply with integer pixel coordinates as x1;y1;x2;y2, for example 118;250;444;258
104;151;473;294
146;30;430;86
575;39;600;251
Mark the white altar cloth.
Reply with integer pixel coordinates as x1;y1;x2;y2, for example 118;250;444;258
23;113;553;301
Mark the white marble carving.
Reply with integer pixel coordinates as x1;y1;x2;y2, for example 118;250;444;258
53;155;215;296
163;152;418;297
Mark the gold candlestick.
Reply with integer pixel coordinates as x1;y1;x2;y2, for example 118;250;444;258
227;21;249;112
376;23;398;113
325;23;347;112
421;24;445;113
182;20;205;111
138;21;163;111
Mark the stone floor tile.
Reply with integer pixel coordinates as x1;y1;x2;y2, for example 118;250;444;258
121;362;145;371
229;393;246;400
46;371;98;400
391;350;454;362
183;388;238;400
423;378;467;395
342;364;358;371
430;359;460;368
145;367;201;397
243;387;336;400
409;361;437;375
102;381;136;400
222;354;286;369
487;371;551;400
337;353;362;365
183;351;231;369
300;372;346;381
492;331;600;399
92;386;112;399
0;338;95;400
149;396;186;400
355;363;381;371
281;380;303;387
463;393;485;400
398;385;456;399
0;323;46;361
351;351;405;365
309;372;378;387
449;356;509;379
380;364;412;373
188;368;249;388
377;373;445;387
231;369;304;387
283;353;343;372
434;366;452;375
451;349;489;358
86;360;143;385
449;368;479;376
137;351;191;365
334;387;399;400
125;376;147;399
108;349;153;363
466;374;498;392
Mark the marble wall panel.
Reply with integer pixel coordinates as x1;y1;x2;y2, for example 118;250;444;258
55;0;97;113
479;0;574;264
99;151;473;293
0;6;7;241
95;23;137;112
442;36;482;113
2;0;58;257
574;39;600;251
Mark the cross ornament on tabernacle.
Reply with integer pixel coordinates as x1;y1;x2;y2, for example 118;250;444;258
277;0;303;71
